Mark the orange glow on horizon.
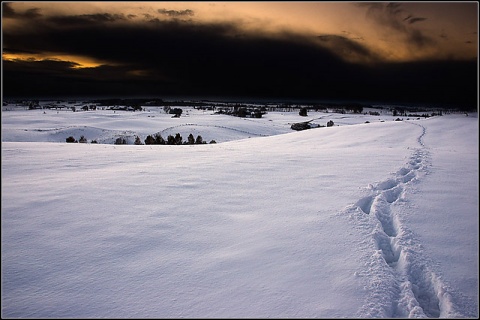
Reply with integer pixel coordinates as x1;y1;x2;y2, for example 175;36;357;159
2;52;114;69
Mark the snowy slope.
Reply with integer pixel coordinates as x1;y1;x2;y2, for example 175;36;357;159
1;106;478;318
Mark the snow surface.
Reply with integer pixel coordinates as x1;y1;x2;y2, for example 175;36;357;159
1;105;478;318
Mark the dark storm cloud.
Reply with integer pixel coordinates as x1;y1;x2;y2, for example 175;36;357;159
3;47;41;55
2;8;476;107
2;2;16;17
318;35;372;54
158;8;194;17
2;14;370;97
317;35;374;61
47;13;128;26
2;2;42;19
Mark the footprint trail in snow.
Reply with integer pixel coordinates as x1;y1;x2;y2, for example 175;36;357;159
346;122;461;318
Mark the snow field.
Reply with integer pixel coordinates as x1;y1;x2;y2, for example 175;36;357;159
1;107;478;318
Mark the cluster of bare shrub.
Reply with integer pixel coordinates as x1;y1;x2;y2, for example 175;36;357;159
141;133;216;145
66;135;93;143
66;133;216;145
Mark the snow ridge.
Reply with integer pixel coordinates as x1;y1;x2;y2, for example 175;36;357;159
159;123;270;137
347;123;462;318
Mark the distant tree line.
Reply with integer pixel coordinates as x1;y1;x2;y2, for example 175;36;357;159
215;105;266;118
14;97;476;114
391;107;442;118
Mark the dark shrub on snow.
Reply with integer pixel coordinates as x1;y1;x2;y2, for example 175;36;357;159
170;108;183;117
174;133;183;145
195;135;205;144
291;122;311;131
144;135;155;145
155;134;166;145
187;133;195;145
115;137;127;145
134;136;143;145
167;135;176;145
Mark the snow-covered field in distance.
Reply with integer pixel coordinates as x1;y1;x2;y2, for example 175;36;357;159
1;101;445;144
1;103;478;318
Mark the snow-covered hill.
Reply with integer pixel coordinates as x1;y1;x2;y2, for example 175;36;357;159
1;105;478;318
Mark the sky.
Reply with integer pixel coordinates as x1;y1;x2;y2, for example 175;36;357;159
2;1;478;106
1;105;478;317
